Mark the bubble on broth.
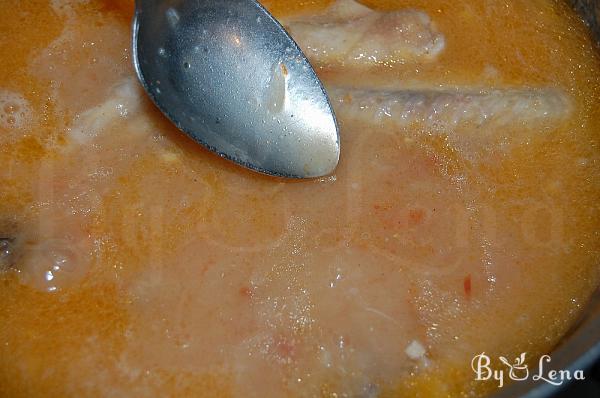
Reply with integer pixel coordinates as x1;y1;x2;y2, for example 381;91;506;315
0;238;14;271
0;91;32;130
17;239;90;293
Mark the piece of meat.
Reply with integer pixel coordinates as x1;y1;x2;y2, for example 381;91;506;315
329;86;572;133
282;0;445;67
69;78;143;144
0;78;149;292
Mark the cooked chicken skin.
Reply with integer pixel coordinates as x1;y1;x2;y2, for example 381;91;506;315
282;0;445;66
329;86;571;132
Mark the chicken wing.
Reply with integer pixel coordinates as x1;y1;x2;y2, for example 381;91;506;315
282;0;445;67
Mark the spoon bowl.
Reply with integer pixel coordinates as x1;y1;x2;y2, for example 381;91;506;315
133;0;340;178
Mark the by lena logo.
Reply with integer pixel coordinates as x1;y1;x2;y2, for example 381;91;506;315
471;352;585;388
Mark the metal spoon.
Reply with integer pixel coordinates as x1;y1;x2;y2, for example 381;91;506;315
132;0;340;178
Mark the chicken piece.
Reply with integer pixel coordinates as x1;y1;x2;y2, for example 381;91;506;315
0;91;33;130
329;86;572;133
68;78;143;144
2;79;150;293
282;0;445;67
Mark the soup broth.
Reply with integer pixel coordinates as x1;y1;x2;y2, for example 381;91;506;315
1;0;600;397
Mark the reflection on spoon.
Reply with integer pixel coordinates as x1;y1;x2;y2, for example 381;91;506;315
133;0;340;178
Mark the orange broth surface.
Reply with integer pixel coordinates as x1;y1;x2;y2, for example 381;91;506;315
1;0;600;397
